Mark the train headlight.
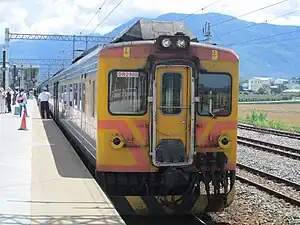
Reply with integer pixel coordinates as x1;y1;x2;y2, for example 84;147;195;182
176;39;186;48
218;134;231;149
111;135;124;149
156;34;190;51
161;38;172;48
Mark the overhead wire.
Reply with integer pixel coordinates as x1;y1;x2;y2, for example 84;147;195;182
231;35;300;46
211;0;288;27
227;29;300;46
211;28;224;44
220;8;300;37
58;0;109;59
178;0;223;21
175;0;225;44
90;0;125;35
80;0;109;34
194;0;289;34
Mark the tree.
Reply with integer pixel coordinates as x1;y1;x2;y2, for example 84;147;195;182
258;87;265;94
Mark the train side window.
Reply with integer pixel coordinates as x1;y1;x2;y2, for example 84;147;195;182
74;83;78;109
79;83;82;111
69;84;73;107
63;85;67;104
108;70;147;115
60;86;64;103
91;80;96;117
82;83;85;113
197;73;232;116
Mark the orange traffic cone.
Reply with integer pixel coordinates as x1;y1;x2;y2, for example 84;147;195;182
19;109;28;131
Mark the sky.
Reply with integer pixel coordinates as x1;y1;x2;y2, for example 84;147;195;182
0;0;299;40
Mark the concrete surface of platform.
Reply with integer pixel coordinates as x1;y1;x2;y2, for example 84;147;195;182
0;100;126;224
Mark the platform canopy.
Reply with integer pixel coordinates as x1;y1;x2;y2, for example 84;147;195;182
112;20;198;43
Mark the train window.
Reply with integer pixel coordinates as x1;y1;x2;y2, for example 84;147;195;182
197;73;232;116
82;83;85;113
91;81;96;117
63;85;67;104
60;86;64;103
109;70;147;115
74;83;78;109
79;83;82;111
161;72;182;114
69;84;73;106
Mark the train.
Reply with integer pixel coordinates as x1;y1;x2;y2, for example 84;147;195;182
37;20;239;215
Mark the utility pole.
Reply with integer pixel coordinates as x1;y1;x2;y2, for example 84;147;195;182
203;21;212;44
13;64;17;88
2;49;6;88
4;28;9;88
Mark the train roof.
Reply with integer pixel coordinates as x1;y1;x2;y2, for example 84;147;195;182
38;20;238;85
72;44;102;64
112;20;198;43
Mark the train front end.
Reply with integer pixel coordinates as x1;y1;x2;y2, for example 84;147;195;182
96;20;239;215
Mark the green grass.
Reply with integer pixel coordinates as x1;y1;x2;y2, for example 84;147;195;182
239;110;300;133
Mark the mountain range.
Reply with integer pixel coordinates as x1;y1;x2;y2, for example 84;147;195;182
7;12;300;81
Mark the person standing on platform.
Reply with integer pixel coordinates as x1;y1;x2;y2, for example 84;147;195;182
0;87;6;114
5;87;12;113
12;87;18;105
38;87;51;119
17;88;29;117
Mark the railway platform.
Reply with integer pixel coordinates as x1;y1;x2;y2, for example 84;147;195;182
0;100;126;224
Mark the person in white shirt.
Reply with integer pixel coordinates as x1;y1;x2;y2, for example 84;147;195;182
17;88;29;117
38;87;52;119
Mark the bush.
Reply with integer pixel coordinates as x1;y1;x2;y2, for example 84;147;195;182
238;93;297;102
239;110;300;132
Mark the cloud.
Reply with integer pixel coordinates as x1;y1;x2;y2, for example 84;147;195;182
0;0;299;38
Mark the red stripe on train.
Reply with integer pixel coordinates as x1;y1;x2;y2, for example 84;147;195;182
97;120;151;171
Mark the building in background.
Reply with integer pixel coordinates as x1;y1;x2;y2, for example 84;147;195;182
274;78;289;85
248;77;273;93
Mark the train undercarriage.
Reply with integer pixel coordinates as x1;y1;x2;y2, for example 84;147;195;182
96;152;236;215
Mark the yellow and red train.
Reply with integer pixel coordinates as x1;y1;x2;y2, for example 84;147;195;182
38;20;239;215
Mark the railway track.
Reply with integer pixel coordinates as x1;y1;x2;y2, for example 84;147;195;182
122;215;219;225
238;123;300;140
237;163;300;190
57;117;221;225
237;136;300;160
236;163;300;207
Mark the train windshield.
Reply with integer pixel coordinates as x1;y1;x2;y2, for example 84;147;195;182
108;70;147;115
198;73;232;117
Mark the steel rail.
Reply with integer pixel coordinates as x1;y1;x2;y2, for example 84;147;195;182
238;123;300;140
237;136;300;160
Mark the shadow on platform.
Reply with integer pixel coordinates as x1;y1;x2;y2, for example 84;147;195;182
39;119;92;179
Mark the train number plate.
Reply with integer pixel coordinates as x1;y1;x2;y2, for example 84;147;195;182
117;71;139;78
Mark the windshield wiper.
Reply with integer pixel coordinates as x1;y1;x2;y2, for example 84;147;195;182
209;111;216;118
208;90;216;118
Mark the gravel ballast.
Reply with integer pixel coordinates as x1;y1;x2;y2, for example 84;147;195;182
209;127;300;224
238;145;300;184
237;168;300;202
238;128;300;149
210;181;300;224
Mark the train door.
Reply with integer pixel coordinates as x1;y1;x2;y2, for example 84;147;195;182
151;65;195;167
53;82;59;121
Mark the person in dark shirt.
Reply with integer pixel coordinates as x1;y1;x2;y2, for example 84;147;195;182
5;87;12;113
